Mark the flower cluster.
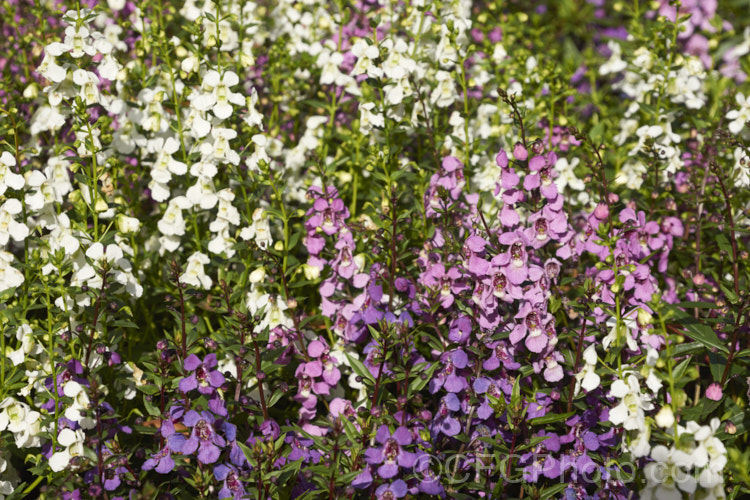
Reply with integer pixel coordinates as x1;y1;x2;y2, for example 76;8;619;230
0;0;749;498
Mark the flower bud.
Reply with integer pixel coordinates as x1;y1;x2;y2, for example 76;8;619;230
302;264;321;280
654;406;674;428
513;142;528;161
593;203;609;221
116;214;141;234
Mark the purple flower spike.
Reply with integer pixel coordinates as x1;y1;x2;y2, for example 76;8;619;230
179;354;225;395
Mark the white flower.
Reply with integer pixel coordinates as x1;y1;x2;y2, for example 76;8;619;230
630;424;652;458
201;127;240;165
382;38;416;79
431;70;457;108
136;87;169;133
63;381;95;429
116;214;141;234
0;152;25;196
181;252;212;289
147;136;187;202
574;345;600;395
185;107;212;138
0;199;30;246
608;373;653;431
158;196;192;237
655;406;675;429
350;40;382;78
244;89;264;129
732;147;750;187
210;189;240;231
63;25;96;58
72;70;100;105
85;242;126;266
554;157;585;193
358;102;384;132
0;397;42;448
208;227;235;257
191;70;244;120
643;347;663;393
615;160;648;190
49;428;86;472
603;311;638;351
239;208;272;249
0;252;24;290
600;41;627;75
317;50;348;86
44;156;73;201
8;324;42;367
37;48;67;83
186;175;218;209
726;93;750;135
641;445;697;499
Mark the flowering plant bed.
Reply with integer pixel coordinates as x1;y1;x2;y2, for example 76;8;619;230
0;0;749;498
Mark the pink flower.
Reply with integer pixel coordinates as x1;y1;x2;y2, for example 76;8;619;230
705;383;723;401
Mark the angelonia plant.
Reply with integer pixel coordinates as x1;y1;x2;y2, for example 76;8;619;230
1;0;750;498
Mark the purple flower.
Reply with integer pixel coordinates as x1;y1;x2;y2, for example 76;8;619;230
422;263;465;308
375;479;408;499
170;410;225;464
433;393;462;436
365;425;417;478
215;464;246;499
142;446;175;474
179;354;225;395
510;304;550;353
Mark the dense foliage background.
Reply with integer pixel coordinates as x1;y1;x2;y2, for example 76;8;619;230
1;0;750;498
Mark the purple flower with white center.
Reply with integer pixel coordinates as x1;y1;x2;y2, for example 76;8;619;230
533;350;565;382
375;479;408;499
494;232;529;285
215;464;246;499
365;425;417;478
523;151;559;199
526;206;568;248
169;410;225;464
179;354;225;395
142;445;175;474
422;263;465;308
306;195;349;236
510;304;549;353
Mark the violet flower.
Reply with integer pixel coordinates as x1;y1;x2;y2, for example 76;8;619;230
215;464;246;499
179;354;225;395
169;410;225;464
365;425;417;478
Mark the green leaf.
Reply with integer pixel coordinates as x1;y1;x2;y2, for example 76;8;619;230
540;484;569;500
663;304;729;354
345;353;375;383
529;411;575;426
